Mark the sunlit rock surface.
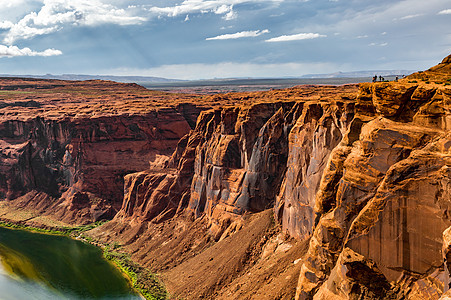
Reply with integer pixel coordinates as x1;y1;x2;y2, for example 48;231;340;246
296;55;451;299
2;55;451;299
92;55;450;298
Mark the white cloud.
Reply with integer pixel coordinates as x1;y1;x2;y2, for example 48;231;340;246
438;9;451;15
223;9;237;20
147;0;282;20
0;21;14;29
0;0;26;8
0;44;62;57
265;33;326;42
399;13;423;20
369;42;388;47
0;0;283;44
149;1;235;19
2;0;147;44
215;4;232;14
206;29;269;40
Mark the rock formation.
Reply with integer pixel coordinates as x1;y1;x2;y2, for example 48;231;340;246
102;85;358;237
0;79;203;224
1;55;450;299
95;55;449;299
295;56;451;299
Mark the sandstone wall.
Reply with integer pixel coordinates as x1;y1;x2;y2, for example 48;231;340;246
83;55;451;299
0;108;198;224
296;78;451;299
112;74;450;299
113;86;358;238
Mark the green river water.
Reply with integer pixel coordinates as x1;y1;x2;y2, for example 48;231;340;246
0;226;142;300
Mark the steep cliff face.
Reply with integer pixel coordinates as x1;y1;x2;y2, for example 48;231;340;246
188;101;298;239
275;101;355;240
0;113;192;195
295;60;451;299
93;56;451;299
0;79;202;224
88;85;359;299
3;57;450;299
110;85;358;239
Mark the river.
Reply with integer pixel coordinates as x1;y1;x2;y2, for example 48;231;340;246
0;226;141;300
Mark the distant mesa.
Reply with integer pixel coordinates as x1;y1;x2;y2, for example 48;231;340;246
0;74;184;84
0;70;418;85
300;69;416;78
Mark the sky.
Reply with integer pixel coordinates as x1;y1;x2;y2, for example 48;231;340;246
0;0;450;80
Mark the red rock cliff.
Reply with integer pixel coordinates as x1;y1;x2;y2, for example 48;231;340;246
2;55;450;299
111;85;358;237
99;55;450;299
0;79;203;224
296;56;450;299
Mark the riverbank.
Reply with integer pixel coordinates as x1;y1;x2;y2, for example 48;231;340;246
0;210;166;300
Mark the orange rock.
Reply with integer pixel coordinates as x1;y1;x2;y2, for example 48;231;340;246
295;55;451;299
2;54;451;299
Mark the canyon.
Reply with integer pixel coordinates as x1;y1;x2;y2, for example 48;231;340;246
0;54;450;299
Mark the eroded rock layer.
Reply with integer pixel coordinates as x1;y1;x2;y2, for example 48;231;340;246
88;84;358;299
2;55;451;300
95;56;450;299
0;79;204;224
108;85;358;238
295;56;451;299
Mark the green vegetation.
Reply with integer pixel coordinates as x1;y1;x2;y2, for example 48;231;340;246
0;220;107;236
103;243;167;300
0;220;166;300
0;220;67;235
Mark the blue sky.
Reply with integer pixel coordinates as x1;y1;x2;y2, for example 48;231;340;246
0;0;450;79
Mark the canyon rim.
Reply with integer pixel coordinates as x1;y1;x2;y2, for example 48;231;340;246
0;54;450;299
